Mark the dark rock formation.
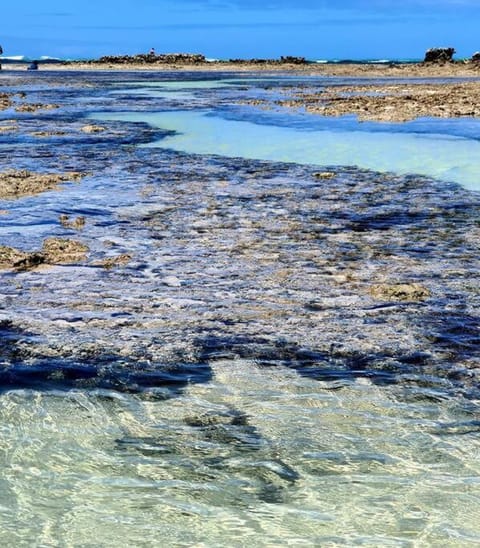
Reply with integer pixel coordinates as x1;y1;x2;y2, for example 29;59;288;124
90;53;308;66
228;58;272;64
280;56;307;64
92;52;206;64
227;56;307;65
471;52;480;63
424;47;456;63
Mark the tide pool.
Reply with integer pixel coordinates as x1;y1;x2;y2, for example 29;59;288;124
96;109;480;191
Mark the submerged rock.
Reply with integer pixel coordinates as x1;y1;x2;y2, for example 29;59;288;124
59;214;86;230
14;103;59;112
0;93;12;110
30;131;67;137
98;254;132;269
314;171;336;179
0;120;17;132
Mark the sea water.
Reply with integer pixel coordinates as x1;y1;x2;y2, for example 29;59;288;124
97;77;480;191
1;72;480;547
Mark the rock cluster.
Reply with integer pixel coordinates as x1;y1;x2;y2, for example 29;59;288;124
14;103;59;113
228;56;307;64
0;238;89;271
280;56;307;64
0;169;83;199
92;53;206;64
370;283;430;302
424;47;455;63
0;93;12;110
92;54;307;66
471;52;480;63
264;81;480;122
1;68;480;404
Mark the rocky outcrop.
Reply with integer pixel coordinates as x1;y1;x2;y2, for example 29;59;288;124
280;56;307;64
228;57;307;65
424;47;455;63
0;93;11;110
471;52;480;63
0;169;83;199
228;58;271;64
0;238;89;271
93;53;206;64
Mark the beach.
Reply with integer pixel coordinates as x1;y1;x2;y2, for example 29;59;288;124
0;67;480;545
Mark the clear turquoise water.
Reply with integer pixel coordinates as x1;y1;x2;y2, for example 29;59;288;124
101;109;480;190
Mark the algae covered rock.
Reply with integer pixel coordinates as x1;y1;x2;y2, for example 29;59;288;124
0;170;83;200
370;283;430;301
81;124;106;134
42;238;89;264
0;238;89;271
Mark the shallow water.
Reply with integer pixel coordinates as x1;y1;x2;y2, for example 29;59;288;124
99;108;480;190
2;369;480;546
1;71;480;546
94;76;480;191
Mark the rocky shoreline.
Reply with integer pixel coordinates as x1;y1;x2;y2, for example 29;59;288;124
246;81;480;122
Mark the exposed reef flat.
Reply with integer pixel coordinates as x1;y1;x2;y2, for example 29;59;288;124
254;81;480;122
0;169;83;199
0;71;478;400
6;60;480;78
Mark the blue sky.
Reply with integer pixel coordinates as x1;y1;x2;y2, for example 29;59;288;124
2;0;480;59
